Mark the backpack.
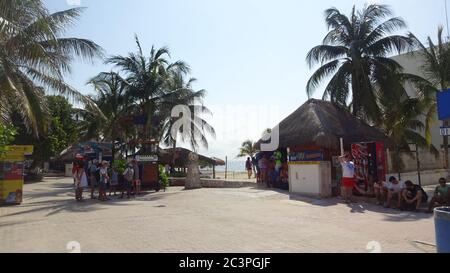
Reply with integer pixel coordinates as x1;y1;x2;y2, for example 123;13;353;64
124;167;134;182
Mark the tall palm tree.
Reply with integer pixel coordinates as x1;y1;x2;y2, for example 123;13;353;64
237;140;258;176
87;71;132;161
160;70;215;152
108;35;215;152
237;140;258;158
409;26;450;169
107;35;189;140
306;4;412;122
0;0;103;136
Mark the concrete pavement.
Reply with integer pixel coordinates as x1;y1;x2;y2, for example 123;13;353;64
0;177;436;253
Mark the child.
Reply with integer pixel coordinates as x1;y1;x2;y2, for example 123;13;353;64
109;167;119;196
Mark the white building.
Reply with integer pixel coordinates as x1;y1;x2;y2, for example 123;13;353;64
388;52;449;183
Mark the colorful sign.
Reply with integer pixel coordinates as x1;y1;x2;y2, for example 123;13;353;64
0;146;33;205
289;151;324;162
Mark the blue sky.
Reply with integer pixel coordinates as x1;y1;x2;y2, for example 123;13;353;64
45;0;448;164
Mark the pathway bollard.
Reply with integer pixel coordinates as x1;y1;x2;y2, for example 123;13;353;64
435;207;450;253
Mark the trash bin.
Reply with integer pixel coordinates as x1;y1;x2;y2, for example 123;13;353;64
435;207;450;253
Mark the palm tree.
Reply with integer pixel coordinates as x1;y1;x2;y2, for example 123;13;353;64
377;71;438;173
108;35;215;152
107;36;189;140
160;70;215;152
306;4;412;122
409;26;450;169
87;71;133;161
0;0;103;135
237;140;258;158
237;140;258;176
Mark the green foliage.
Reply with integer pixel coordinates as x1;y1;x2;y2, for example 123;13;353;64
237;140;258;158
0;123;16;154
113;159;127;174
158;165;169;187
12;96;78;164
0;0;103;136
306;4;412;121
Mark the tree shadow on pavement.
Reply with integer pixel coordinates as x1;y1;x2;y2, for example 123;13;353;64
249;186;434;221
2;183;181;218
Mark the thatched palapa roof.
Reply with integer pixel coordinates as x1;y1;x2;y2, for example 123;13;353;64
258;99;390;150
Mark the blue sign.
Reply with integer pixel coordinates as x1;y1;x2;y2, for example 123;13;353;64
437;90;450;120
441;127;450;136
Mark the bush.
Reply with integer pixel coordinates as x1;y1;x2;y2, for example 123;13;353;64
113;159;127;174
158;165;169;188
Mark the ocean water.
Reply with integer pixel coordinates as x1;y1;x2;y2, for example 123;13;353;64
209;160;247;172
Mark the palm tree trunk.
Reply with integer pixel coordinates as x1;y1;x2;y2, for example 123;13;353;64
351;72;360;116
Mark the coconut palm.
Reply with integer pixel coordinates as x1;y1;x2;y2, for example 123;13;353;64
160;70;216;152
108;36;215;152
87;71;133;160
409;26;450;168
237;140;258;158
237;140;258;176
107;35;189;140
306;4;412;122
0;0;103;135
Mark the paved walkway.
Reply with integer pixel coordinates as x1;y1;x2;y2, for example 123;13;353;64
0;177;436;253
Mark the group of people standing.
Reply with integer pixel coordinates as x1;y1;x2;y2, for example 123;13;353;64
245;151;288;190
339;152;450;212
72;156;142;202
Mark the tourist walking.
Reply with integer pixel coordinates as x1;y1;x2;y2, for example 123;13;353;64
121;163;134;199
245;157;253;179
339;152;356;204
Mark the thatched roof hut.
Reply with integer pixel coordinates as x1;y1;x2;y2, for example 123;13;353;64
158;148;225;168
258;99;390;151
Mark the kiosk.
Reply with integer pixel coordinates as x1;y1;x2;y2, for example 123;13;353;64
0;146;34;205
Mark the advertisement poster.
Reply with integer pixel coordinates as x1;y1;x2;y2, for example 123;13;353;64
0;161;24;205
0;146;33;205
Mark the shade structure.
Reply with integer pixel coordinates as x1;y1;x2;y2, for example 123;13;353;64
257;99;391;150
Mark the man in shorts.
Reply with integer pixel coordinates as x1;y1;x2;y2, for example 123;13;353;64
385;176;405;209
339;152;356;204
